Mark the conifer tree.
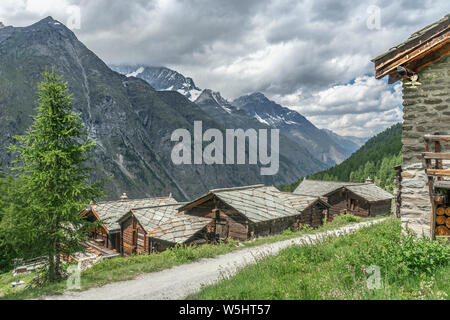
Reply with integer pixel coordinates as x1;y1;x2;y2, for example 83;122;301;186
7;69;102;282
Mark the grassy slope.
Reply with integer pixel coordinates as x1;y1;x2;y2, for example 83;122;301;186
191;219;449;300
0;215;378;300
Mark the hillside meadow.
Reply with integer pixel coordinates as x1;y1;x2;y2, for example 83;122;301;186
190;219;449;300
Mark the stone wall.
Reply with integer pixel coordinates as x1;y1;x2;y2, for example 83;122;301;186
400;54;450;237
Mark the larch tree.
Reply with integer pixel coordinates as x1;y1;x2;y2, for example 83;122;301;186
7;69;102;282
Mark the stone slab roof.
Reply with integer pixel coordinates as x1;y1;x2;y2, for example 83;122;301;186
293;179;363;197
294;179;392;202
91;197;178;232
373;14;450;63
279;192;331;211
345;184;394;202
372;14;450;81
148;214;212;244
181;185;309;223
127;203;187;233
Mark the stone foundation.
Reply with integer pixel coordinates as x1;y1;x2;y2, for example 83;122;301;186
399;163;431;236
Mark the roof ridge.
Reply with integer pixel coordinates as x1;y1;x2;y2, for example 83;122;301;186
93;196;174;205
304;179;364;185
210;184;266;193
131;202;187;211
280;192;317;198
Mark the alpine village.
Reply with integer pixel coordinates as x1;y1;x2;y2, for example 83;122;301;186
0;10;449;301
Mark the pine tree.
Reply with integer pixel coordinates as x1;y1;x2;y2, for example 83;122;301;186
7;69;102;282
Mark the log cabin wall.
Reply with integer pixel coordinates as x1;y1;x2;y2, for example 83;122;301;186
185;198;249;241
248;216;297;238
369;200;392;216
326;189;349;220
345;191;371;218
120;215;147;256
310;204;326;227
326;189;371;219
148;238;172;253
296;204;326;228
148;228;210;253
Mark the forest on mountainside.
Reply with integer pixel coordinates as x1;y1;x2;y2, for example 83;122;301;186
279;123;402;193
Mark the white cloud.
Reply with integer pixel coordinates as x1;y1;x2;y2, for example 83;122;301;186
0;0;448;138
287;76;403;137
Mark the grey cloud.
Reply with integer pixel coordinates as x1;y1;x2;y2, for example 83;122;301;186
1;0;448;136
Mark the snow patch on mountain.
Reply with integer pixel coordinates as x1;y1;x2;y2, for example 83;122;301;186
126;67;145;78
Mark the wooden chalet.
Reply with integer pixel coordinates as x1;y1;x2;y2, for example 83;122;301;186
179;184;330;241
80;194;177;253
279;192;331;227
118;203;211;255
294;179;393;219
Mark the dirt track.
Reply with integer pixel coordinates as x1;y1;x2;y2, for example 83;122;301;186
45;219;385;300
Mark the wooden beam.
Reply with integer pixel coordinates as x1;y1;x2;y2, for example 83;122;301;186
426;169;450;176
375;29;450;79
422;152;450;160
424;135;450;142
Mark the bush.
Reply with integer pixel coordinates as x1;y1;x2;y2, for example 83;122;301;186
399;232;450;276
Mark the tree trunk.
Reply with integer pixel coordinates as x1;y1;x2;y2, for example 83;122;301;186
55;238;61;278
48;224;57;282
48;244;55;282
54;218;61;278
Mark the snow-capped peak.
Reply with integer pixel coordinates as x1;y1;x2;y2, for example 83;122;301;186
110;65;202;101
195;89;234;114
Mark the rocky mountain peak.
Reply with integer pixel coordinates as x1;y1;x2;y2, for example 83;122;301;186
234;92;270;106
0;22;5;28
196;89;226;105
24;16;75;42
110;65;202;101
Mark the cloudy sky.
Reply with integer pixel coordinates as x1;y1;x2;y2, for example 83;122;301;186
1;0;449;137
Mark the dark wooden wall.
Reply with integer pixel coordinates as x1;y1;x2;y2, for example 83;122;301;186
148;228;210;253
326;188;391;220
120;215;147;256
327;188;351;220
185;198;249;241
299;204;327;228
185;196;329;241
369;200;392;216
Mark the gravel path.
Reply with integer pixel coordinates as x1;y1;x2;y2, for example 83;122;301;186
45;219;385;300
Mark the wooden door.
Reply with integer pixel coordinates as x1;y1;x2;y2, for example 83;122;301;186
215;221;229;240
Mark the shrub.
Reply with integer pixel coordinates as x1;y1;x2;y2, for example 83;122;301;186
399;231;450;276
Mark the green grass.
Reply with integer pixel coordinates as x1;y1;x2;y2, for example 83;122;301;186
190;219;450;300
0;214;380;300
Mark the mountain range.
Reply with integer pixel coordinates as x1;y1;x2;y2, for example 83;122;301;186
113;66;366;166
0;17;345;200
